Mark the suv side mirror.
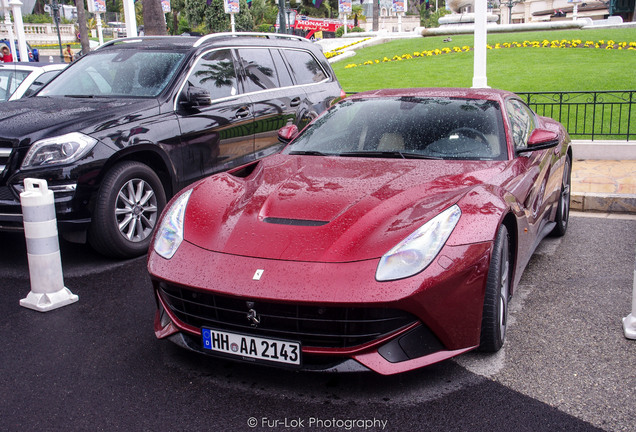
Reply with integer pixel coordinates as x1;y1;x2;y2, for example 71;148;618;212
180;85;212;108
278;124;299;143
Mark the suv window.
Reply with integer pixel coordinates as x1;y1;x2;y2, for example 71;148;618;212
283;49;327;85
188;49;238;100
238;48;282;93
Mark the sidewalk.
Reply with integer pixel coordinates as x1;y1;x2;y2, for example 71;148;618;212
572;159;636;214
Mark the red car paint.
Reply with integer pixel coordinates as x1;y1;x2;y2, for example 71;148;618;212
148;88;572;375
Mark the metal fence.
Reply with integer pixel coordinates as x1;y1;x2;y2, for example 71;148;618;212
516;90;635;141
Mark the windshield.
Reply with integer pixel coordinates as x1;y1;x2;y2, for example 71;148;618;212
283;97;507;161
0;69;30;101
39;49;185;98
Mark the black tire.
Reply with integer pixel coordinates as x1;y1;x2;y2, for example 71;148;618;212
479;224;512;352
550;155;571;237
88;161;166;259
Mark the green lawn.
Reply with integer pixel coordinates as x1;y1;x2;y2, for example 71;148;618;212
331;28;636;92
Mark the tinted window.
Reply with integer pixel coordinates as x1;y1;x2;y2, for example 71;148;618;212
23;70;62;97
285;97;507;160
271;49;294;88
506;99;535;151
188;49;239;100
238;48;280;93
39;50;184;97
283;50;327;85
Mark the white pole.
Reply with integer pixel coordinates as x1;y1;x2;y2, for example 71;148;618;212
122;0;137;37
344;15;348;35
623;256;636;339
2;0;17;61
96;13;104;46
472;0;488;89
231;13;235;33
9;0;28;62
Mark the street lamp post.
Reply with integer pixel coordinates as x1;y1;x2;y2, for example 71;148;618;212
501;0;523;25
50;0;64;60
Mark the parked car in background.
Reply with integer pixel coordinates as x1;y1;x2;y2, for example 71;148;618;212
0;63;66;101
148;88;572;375
0;39;40;62
0;34;343;258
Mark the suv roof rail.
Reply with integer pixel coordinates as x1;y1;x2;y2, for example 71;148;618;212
194;32;308;47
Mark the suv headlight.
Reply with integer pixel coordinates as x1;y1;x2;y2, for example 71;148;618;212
376;205;461;281
21;132;97;169
153;189;193;260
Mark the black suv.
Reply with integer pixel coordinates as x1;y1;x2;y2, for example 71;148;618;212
0;33;343;258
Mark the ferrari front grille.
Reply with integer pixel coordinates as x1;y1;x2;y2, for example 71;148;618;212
159;282;418;349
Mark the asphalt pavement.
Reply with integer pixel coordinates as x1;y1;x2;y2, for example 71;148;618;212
0;212;635;431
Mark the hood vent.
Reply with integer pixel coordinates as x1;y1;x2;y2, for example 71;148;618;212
263;217;328;227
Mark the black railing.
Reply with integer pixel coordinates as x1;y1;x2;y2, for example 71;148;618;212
516;90;635;141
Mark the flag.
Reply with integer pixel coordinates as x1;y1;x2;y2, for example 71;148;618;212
312;0;324;8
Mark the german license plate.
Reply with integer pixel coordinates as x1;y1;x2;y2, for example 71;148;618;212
201;328;301;366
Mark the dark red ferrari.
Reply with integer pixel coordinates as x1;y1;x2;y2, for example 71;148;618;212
148;88;572;375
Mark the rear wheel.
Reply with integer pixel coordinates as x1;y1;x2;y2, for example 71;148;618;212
89;161;166;258
479;224;511;352
550;155;571;237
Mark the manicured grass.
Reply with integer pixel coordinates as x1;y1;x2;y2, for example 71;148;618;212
331;28;636;92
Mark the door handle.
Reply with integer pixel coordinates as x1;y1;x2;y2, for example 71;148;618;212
236;107;250;118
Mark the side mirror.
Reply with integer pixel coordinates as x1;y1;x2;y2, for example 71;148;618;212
519;128;560;153
180;85;212;108
278;124;299;144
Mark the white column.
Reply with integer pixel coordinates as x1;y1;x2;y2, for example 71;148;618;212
122;0;137;37
95;13;104;46
472;0;489;88
9;0;28;62
2;0;17;61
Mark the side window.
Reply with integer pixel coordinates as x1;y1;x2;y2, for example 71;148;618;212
506;99;535;151
188;49;238;100
270;49;294;88
237;48;280;93
23;70;62;97
282;49;328;85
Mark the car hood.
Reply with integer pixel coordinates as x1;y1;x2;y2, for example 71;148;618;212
0;96;160;145
183;155;509;262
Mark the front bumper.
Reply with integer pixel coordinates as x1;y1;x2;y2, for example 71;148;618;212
149;239;492;375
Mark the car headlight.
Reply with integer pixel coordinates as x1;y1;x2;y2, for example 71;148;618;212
153;189;193;260
376;204;461;281
21;132;97;169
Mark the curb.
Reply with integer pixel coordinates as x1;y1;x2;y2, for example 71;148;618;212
571;192;636;214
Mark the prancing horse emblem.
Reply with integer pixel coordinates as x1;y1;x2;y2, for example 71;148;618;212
246;309;260;327
253;269;264;280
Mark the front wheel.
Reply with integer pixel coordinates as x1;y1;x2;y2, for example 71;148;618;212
89;161;166;258
479;224;512;352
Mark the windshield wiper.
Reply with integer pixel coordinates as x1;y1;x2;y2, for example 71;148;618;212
64;94;95;98
339;151;445;160
339;151;406;159
288;150;329;156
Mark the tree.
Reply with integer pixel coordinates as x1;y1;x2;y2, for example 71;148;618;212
142;0;168;35
75;0;90;56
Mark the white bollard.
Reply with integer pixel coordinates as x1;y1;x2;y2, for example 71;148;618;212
623;257;636;339
48;55;54;63
19;179;78;312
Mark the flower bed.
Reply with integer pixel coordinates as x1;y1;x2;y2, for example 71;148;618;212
343;39;636;69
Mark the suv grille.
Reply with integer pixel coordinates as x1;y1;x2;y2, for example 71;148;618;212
159;283;418;349
0;142;12;176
